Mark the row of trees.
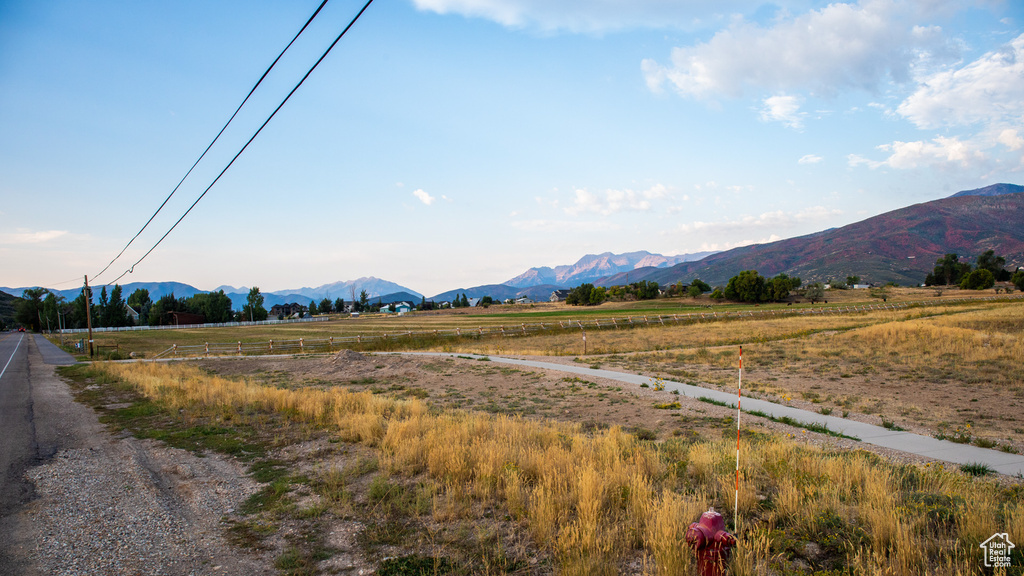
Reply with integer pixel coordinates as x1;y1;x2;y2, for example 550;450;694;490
719;271;803;303
925;250;1020;290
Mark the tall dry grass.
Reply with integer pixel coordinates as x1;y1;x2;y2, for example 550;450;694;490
98;361;1020;575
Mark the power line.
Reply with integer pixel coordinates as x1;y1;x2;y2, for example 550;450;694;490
108;0;375;286
92;0;331;283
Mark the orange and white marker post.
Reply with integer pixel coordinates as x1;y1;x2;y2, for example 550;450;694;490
735;346;742;532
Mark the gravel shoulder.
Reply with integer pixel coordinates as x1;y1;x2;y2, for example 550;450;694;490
6;339;272;576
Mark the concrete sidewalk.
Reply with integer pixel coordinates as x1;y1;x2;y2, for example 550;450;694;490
31;335;79;366
402;352;1024;477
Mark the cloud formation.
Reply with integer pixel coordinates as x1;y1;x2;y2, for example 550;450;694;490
412;189;435;205
642;0;957;99
798;154;823;164
676;206;842;238
566;184;668;216
410;0;774;33
760;94;806;129
0;229;68;244
896;33;1024;130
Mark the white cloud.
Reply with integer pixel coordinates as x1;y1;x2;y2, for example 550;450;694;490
998;129;1024;151
760;94;806;129
412;189;435;205
642;0;958;99
510;219;618;232
896;33;1024;130
0;229;68;244
852;136;987;169
798;154;823;164
565;184;669;216
676;206;842;237
410;0;777;33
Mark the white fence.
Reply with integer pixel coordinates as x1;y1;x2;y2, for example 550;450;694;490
60;315;329;334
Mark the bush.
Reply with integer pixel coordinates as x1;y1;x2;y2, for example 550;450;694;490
959;269;995;290
1012;269;1024;291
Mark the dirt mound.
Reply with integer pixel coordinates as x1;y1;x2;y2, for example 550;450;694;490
330;349;368;364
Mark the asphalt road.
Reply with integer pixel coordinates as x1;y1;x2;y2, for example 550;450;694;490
0;333;77;575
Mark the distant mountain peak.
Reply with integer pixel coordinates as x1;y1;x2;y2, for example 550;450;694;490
949;183;1023;198
504;250;716;289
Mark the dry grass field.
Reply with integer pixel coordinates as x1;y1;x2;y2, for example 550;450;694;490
54;288;1024;574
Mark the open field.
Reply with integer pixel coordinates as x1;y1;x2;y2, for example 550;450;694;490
56;287;1019;359
50;288;1024;573
67;355;1023;575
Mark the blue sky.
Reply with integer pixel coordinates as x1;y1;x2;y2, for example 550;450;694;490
1;0;1022;297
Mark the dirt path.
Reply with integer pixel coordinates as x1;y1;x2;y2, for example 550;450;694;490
4;337;272;576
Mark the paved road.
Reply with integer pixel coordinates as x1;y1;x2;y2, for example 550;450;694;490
402;352;1024;477
0;333;78;575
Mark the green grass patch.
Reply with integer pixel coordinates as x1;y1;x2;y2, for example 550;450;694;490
377;555;455;576
959;462;994;477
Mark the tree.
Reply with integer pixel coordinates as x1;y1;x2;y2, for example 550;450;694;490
688;285;703;298
976;250;1010;281
181;291;233;323
565;283;593;306
710;288;724;300
480;296;493;307
334;298;346;313
358;290;370;312
769;273;802;301
960;269;995;290
15;288;48;332
460;294;469;308
243;287;268;322
691;279;711;293
308;299;318;316
97;286;109;327
632;280;660;300
41;292;69;332
319;298;333;314
127;288;152;325
725;270;768;303
928;254;971;286
102;284;129;328
805;283;825;304
589;286;607;305
846;275;861;288
1012;270;1024;291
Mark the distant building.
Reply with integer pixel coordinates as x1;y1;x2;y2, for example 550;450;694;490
515;296;534;305
550;290;570;302
395;302;413;314
168;311;205;326
269;303;306;317
125;304;140;324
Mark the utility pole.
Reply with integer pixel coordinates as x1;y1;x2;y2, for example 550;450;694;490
84;275;94;357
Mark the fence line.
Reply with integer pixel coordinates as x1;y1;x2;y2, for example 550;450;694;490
59;315;329;334
150;294;1022;359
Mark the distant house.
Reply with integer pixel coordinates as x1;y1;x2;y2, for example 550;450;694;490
550;290;570;302
125;304;140;324
269;303;306;318
515;296;534;305
468;298;481;307
395;302;413;314
168;311;205;326
852;284;872;289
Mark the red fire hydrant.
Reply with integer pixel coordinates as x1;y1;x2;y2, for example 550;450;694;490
685;508;736;576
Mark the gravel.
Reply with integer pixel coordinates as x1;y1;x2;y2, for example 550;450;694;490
8;352;275;576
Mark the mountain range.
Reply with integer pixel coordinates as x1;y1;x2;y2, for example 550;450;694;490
504;250;715;288
597;183;1024;288
4;184;1022;307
